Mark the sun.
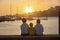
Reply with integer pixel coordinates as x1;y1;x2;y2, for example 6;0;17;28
25;7;32;13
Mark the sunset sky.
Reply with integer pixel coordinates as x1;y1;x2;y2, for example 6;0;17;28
0;0;60;16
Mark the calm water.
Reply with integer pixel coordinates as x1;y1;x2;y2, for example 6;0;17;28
0;17;59;35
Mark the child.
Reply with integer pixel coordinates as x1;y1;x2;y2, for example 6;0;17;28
35;19;44;36
21;18;29;36
28;23;35;36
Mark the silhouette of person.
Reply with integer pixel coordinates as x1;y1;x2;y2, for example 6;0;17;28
35;19;44;36
28;23;35;36
21;18;29;36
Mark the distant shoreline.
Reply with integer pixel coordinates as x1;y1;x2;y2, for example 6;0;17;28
0;17;58;22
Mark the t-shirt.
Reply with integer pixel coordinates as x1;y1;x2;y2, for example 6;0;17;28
35;24;44;35
28;27;35;35
21;23;29;34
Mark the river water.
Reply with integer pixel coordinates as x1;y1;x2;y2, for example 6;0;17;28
0;17;59;35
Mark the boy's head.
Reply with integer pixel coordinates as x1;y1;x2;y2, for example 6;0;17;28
37;19;40;23
29;23;33;27
22;18;26;23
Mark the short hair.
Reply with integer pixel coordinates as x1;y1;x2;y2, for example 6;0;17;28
29;23;33;26
22;18;26;23
37;19;40;23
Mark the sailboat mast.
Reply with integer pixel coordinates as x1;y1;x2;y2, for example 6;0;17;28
10;0;12;15
16;7;18;14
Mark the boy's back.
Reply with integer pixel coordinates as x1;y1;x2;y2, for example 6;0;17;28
35;24;43;35
21;18;29;36
28;27;35;36
21;23;29;34
28;23;35;36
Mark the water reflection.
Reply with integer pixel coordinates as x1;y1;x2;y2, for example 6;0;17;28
0;17;59;35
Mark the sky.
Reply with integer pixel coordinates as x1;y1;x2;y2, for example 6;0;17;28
0;0;60;16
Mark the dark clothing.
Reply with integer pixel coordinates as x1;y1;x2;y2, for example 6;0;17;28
21;34;29;36
35;34;43;36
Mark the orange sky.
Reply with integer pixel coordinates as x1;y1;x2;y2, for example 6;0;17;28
0;0;60;16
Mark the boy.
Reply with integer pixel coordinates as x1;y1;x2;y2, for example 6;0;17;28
28;23;35;36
